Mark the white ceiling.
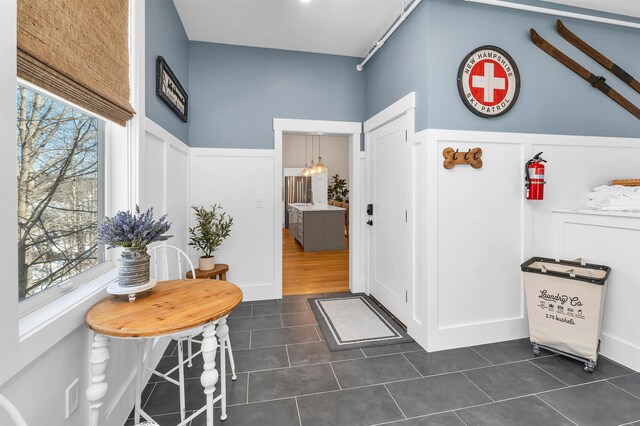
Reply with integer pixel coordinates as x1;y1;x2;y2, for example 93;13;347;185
173;0;640;59
173;0;405;58
543;0;640;19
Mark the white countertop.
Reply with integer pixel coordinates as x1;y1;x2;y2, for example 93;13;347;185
553;209;640;218
289;203;345;212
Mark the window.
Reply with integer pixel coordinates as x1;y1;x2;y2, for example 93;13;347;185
17;84;106;308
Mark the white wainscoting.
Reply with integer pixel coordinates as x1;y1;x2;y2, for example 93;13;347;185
103;118;191;426
189;148;277;301
407;131;428;349
553;211;640;371
423;129;640;354
142;119;191;252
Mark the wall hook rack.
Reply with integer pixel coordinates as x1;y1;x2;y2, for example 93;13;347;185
443;147;483;169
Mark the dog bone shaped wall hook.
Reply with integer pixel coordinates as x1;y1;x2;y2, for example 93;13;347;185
443;147;483;169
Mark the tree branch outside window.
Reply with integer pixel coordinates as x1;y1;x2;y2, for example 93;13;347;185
16;85;103;301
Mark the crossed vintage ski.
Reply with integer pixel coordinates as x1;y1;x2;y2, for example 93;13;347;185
556;19;640;95
530;29;640;120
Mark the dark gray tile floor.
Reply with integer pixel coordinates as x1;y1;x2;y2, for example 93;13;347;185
125;293;639;426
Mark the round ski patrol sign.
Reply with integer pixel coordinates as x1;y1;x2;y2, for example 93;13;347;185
457;46;520;118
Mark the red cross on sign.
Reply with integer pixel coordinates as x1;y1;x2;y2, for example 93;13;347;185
457;46;520;118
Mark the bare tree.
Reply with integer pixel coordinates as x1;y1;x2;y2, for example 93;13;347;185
17;86;100;300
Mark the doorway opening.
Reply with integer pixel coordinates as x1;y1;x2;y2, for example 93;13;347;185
273;118;363;299
282;133;350;295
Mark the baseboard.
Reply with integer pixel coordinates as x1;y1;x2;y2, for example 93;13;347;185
104;338;170;426
240;282;280;302
427;318;529;352
600;333;640;371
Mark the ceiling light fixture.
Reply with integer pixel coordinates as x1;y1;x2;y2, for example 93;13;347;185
300;0;311;3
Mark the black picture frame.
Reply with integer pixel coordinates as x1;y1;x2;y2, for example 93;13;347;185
156;56;188;123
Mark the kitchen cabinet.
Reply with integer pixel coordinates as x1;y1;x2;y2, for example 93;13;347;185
288;204;345;252
288;208;297;237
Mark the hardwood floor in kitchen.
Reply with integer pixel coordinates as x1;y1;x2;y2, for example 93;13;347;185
282;228;349;295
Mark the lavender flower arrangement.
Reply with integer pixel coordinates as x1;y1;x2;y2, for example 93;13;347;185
97;206;173;249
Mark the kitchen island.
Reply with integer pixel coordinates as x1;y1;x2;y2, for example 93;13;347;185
287;204;346;251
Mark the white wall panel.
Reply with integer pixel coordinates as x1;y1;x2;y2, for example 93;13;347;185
144;119;190;255
437;141;524;329
408;131;427;349
424;129;640;356
167;145;190;252
426;135;528;350
190;149;276;300
553;211;640;371
143;132;166;214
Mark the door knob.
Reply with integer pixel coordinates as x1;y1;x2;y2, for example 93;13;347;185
366;220;373;226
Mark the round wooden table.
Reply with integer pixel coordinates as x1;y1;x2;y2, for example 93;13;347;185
85;279;242;426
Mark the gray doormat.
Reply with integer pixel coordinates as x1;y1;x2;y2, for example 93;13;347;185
308;293;414;352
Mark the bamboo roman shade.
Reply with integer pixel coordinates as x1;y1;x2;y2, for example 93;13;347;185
17;0;135;125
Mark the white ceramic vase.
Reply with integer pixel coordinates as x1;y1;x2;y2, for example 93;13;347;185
199;256;216;271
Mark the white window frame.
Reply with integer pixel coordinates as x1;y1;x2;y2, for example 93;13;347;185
0;0;145;386
16;80;116;317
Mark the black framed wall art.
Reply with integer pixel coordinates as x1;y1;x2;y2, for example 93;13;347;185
156;56;188;123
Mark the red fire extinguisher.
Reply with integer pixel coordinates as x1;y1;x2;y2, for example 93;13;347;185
525;152;546;200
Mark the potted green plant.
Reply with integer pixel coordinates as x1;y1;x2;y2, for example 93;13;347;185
188;204;234;271
328;174;349;203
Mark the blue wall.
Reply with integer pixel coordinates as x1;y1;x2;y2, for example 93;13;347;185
365;1;429;132
146;0;190;144
365;0;640;137
148;0;640;144
188;42;364;149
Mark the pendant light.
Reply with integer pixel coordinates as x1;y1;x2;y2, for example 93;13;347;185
315;135;328;174
309;136;318;174
308;135;316;175
301;135;310;177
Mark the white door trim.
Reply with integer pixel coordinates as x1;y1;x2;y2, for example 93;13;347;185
274;119;361;134
273;118;364;299
364;92;415;133
363;93;416;330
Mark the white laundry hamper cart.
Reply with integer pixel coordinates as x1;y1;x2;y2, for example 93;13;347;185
521;257;611;373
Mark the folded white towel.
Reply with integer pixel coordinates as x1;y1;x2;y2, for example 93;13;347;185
586;185;640;211
587;185;640;200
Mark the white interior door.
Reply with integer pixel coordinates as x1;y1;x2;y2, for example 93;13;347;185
368;113;408;324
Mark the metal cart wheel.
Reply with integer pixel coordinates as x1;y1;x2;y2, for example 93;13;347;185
584;361;595;373
532;344;541;356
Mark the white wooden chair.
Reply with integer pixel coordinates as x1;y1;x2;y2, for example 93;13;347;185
0;394;27;426
145;244;237;423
